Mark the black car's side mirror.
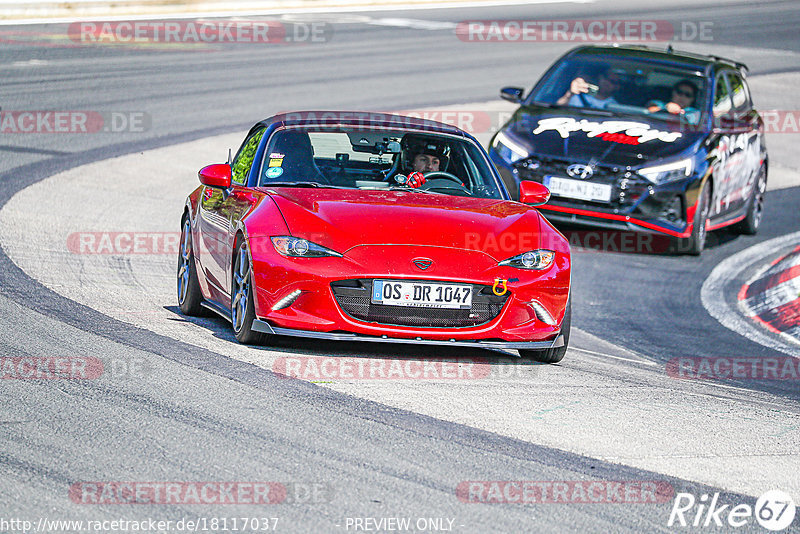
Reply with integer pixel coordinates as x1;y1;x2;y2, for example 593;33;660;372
500;87;525;104
711;115;752;134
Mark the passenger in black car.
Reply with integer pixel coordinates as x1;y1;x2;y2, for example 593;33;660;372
556;66;623;109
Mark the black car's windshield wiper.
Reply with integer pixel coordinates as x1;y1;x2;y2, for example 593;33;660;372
569;106;615;117
530;100;560;108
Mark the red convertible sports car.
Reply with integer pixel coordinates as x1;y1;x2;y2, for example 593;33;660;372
178;112;571;362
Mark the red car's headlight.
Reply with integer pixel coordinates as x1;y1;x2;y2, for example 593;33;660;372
498;249;555;270
271;236;342;258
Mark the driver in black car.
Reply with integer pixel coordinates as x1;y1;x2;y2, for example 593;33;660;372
396;137;451;188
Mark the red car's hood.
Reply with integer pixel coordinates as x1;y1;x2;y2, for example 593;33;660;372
260;188;544;259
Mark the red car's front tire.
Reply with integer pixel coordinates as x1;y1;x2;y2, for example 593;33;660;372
231;239;267;345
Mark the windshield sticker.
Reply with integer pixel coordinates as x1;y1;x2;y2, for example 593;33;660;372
265;167;283;178
268;157;284;167
533;117;682;144
269;152;285;158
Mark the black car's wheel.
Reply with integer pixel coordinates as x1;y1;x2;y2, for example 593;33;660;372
519;297;571;364
736;166;767;235
177;216;204;316
681;183;712;256
231;239;266;345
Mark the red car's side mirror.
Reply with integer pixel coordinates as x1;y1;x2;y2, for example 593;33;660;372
519;181;550;206
199;164;232;189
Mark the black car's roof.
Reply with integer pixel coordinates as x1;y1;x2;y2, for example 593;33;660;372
564;45;747;73
255;111;466;136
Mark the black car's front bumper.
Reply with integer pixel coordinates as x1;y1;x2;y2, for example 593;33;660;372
490;150;692;238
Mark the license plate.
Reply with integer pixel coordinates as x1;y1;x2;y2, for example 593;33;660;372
371;280;472;309
544;175;612;202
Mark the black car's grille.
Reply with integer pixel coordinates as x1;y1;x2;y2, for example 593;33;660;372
331;279;509;328
515;157;651;211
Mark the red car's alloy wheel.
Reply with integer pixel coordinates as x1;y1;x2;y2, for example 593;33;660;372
232;244;250;333
231;240;265;344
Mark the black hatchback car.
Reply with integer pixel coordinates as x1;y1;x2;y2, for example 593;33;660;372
489;45;767;254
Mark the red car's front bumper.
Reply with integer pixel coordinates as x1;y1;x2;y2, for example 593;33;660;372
249;241;570;348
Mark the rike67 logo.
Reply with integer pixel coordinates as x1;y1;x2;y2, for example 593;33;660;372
668;490;796;530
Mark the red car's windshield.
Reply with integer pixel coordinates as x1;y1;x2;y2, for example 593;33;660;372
258;128;506;199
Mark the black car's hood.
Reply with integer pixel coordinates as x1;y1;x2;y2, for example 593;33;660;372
502;105;705;167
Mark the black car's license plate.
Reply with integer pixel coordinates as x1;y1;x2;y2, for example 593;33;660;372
545;175;612;202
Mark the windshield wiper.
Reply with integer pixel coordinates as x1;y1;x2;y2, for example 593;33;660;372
388;186;439;194
530;101;561;108
261;181;320;188
571;106;615;117
261;182;350;189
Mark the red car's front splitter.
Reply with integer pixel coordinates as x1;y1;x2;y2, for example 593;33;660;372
251;319;565;351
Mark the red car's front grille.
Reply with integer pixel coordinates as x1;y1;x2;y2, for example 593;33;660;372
330;279;508;328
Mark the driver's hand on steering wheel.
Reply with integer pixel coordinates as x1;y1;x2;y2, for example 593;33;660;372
407;171;426;188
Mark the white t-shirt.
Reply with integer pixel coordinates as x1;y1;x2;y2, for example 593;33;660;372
568;93;617;109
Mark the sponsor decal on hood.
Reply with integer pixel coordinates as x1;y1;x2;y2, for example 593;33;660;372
532;117;682;144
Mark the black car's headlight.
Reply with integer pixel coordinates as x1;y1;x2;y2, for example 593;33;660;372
491;130;529;163
271;237;342;258
638;158;694;185
499;250;555;270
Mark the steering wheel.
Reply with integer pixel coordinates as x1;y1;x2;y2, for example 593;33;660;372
422;171;463;185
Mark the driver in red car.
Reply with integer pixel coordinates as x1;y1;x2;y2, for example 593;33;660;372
397;138;450;188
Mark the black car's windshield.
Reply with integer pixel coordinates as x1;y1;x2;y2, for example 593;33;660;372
258;127;505;199
528;53;708;125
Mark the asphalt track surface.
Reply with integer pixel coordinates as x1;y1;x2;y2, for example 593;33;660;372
1;1;800;532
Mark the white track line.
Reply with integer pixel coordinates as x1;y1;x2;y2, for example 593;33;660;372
701;231;800;357
570;346;658;366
